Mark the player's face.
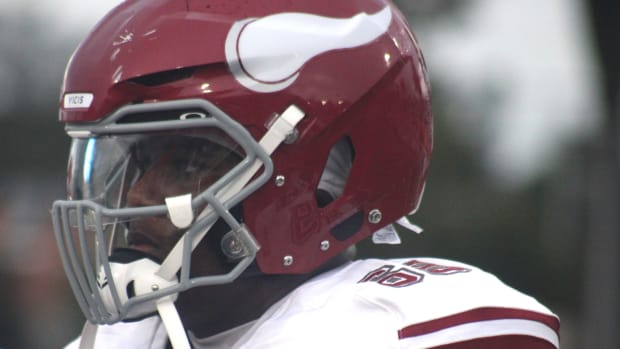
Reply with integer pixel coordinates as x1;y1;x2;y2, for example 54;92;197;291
123;140;240;263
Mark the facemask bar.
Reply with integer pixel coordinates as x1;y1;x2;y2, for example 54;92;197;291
51;99;279;324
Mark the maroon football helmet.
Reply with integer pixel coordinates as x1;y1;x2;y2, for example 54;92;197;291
52;0;432;329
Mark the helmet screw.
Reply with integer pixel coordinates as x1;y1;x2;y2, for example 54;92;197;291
284;128;299;144
224;236;243;256
283;255;294;266
320;240;330;251
368;209;382;224
151;284;160;291
275;175;286;187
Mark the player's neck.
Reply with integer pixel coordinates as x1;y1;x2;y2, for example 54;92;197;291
176;273;312;339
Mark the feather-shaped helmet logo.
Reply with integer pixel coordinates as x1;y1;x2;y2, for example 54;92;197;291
225;7;393;93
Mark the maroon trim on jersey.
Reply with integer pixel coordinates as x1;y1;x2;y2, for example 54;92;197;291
398;307;559;339
429;335;556;349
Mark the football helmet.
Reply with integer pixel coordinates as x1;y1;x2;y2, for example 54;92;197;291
51;0;432;342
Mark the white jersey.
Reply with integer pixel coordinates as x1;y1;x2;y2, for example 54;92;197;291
67;257;560;349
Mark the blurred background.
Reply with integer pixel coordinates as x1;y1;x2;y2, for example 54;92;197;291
0;0;617;348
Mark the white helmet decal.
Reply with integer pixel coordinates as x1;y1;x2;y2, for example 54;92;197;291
225;6;393;93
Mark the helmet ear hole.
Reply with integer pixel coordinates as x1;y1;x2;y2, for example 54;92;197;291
315;137;355;208
315;189;335;208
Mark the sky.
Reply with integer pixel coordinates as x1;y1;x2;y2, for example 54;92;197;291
1;0;603;188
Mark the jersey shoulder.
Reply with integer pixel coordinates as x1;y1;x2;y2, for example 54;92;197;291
239;257;560;349
351;257;560;348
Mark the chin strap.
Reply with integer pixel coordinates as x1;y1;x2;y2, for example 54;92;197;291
77;106;305;349
78;322;97;349
78;105;306;349
156;104;306;281
155;105;304;348
156;297;191;349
